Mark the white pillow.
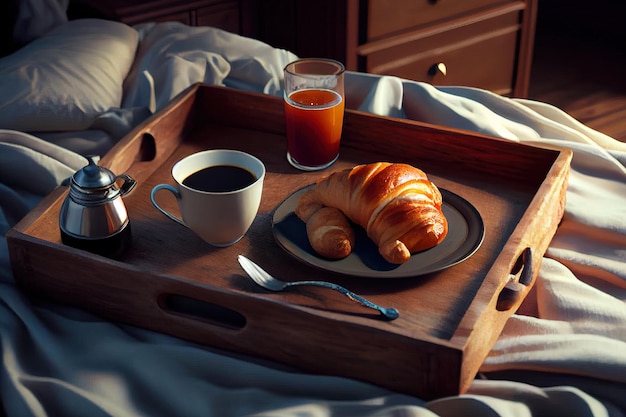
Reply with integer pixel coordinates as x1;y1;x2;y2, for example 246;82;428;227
0;19;139;132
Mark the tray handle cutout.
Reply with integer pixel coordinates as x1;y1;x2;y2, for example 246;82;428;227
496;247;533;311
159;293;247;330
137;132;157;162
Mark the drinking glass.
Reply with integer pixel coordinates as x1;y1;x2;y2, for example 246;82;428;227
283;58;345;171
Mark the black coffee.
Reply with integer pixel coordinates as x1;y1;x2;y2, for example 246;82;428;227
182;165;256;192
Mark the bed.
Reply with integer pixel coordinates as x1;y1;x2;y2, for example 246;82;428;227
1;2;626;416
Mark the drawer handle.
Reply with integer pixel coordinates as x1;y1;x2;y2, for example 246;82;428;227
428;62;447;77
428;0;439;4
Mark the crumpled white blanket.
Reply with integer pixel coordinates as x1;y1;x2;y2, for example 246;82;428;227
1;21;626;417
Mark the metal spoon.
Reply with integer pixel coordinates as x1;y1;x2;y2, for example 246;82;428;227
237;255;399;320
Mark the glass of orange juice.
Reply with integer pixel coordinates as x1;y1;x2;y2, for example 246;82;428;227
283;58;345;171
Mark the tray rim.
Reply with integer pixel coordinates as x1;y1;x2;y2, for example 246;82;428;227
7;83;573;398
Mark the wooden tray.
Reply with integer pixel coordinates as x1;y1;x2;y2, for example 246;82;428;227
7;84;572;399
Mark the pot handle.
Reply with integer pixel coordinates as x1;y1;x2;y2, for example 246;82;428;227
117;174;137;196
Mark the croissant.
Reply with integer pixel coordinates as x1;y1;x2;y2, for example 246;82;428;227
305;206;355;259
295;162;448;264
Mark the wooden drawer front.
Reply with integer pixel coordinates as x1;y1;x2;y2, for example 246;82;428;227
362;12;519;95
367;0;515;40
135;11;192;25
197;1;240;33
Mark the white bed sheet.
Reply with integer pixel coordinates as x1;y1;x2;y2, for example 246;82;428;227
1;20;626;417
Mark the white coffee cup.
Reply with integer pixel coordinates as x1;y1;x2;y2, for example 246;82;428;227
151;149;265;247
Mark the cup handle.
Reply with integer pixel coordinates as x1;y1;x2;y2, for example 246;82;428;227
150;184;185;226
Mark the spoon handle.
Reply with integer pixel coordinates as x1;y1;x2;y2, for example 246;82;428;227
286;280;399;320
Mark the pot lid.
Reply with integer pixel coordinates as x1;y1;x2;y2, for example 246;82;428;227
72;157;117;190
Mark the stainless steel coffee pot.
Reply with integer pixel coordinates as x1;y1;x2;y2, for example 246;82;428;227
59;157;136;258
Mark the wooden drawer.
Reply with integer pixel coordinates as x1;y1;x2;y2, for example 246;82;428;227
367;0;515;40
140;11;191;25
197;1;240;32
361;11;520;95
68;0;242;33
247;0;536;97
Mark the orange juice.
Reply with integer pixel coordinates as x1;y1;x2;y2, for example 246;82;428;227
284;88;344;168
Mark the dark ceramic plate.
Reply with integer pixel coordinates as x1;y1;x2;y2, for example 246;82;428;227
272;185;485;278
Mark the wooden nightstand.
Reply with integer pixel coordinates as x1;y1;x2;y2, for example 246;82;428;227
253;0;537;98
68;0;245;34
68;0;537;97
